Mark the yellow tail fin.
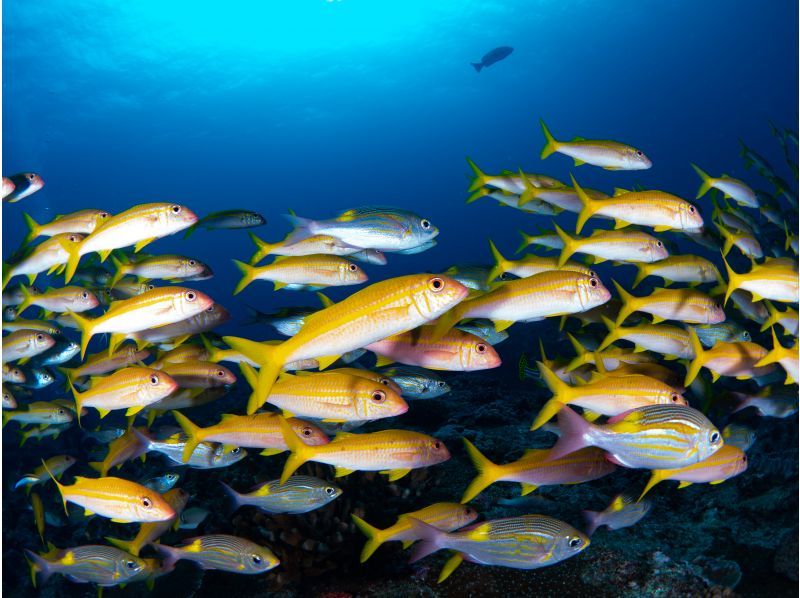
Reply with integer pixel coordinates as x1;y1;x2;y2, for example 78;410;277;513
461;438;504;502
222;336;285;413
554;223;578;267
611;280;638;326
487;239;511;283
539;119;559;160
571;174;601;234
596;315;620;351
690;163;715;199
277;415;314;484
351;515;386;563
105;536;141;557
232;260;257;295
639;469;668;500
530;362;570;430
465;157;488;193
248;232;276;264
721;253;741;307
683;328;706;386
66;310;95;359
41;459;69;515
22;213;41;246
172;411;204;463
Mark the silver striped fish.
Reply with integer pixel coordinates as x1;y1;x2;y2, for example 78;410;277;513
156;534;279;574
25;544;146;587
221;475;341;514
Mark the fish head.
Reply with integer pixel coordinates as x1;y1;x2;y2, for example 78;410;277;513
21;172;45;193
340;260;369;284
359;383;409;418
209;365;237;386
30;330;56;353
621;148;652;170
129;489;176;522
164;487;191;511
707;301;727;324
243;546;280;573
317;481;343;503
182;258;212;279
665;391;688;406
2;387;17;408
362;249;387;265
576;274;612;311
678;201;704;230
161;203;199;228
93;211;112;228
411;274;469;319
424;437;451;464
215;445;248;466
410;216;440;245
696;424;725;462
63;232;85;246
426;377;451;398
461;336;502;371
117;555;147;581
3;365;25;383
455;504;480;527
172;288;215;318
553;526;591;562
144;369;180;399
74;288;101;310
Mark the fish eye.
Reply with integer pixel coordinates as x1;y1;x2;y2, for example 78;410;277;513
656;241;663;247
301;426;313;437
428;277;444;292
252;555;262;565
348;263;359;272
437;381;446;387
171;205;181;214
57;408;66;415
568;537;582;548
743;331;751;340
710;431;720;443
433;441;442;449
689;206;696;213
206;305;216;312
147;284;156;291
188;260;196;266
142;497;152;508
36;333;44;341
588;270;598;278
464;507;472;516
636;151;643;157
371;390;386;403
100;212;110;218
168;474;177;481
671;394;680;402
231;447;241;454
421;219;431;230
217;370;226;377
325;487;335;495
81;291;89;299
69;234;78;241
589;277;598;287
476;343;487;353
150;375;159;385
742;455;748;462
126;560;137;570
185;291;197;301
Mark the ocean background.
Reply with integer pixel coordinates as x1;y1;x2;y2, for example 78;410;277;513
3;1;798;596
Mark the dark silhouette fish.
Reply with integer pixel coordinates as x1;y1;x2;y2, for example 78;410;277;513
471;46;513;72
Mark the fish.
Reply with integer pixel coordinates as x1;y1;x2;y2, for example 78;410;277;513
155;535;280;574
730;387;798;418
105;488;190;556
172;410;330;462
221;476;341;514
59;343;151;382
109;279;156;299
716;222;763;259
16;285;99;315
14;455;77;493
639;444;748;499
722;255;798;305
613;281;726;325
761;301;799;336
31;491;46;543
17;366;55;389
132;428;248;469
240;366;408;422
151;344;210;368
352;502;478;563
2;283;41;307
145;386;230;414
21;209;112;245
178;507;210;529
3;172;45;203
571;175;702;233
629;255;722;288
755;327;799;384
243;305;313;336
469;187;562;215
431;269;611;340
19;424;72;445
233;255;367;294
3;233;85;289
2;329;56;364
109;253;212;288
183;209;266;238
516;227;564;253
540;120;651;170
70;366;178;421
471;46;513;72
88;427;149;477
124;302;229;348
518;175;611;214
598;316;693;359
284;207;438;251
141;472;181;494
2;363;26;383
722;424;756;452
377;366;451;399
365;326;502;371
25;544;147;587
443;264;494;292
2;384;17;409
547;405;723;469
582;492;651;536
67;286;214;358
487;239;596;283
684;327;775;385
465;159;564;197
407;514;589;582
727;289;769;324
532;362;686;429
461;440;616;502
278;416;450;483
30;338;80;367
2;176;15;199
160;361;236;388
691;164;758;208
83;426;126;444
2;401;73;427
59;202;199;282
349;248;388;265
555;224;668;266
456;320;510;345
44;463;176;523
248;231;363;263
224;273;468;411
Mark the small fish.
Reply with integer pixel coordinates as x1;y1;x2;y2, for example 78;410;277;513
25;544;146;587
21;209;112;245
88;427;149;477
598;316;693;359
83;426;126;444
582;492;651;536
2;384;17;409
408;514;589;582
352;502;478;563
61;344;151;382
630;255;722;288
722;424;756;452
462;440;616;502
233;255;367;294
556;225;669;266
2;233;85;290
19;424;71;445
691;163;758;208
2;363;25;383
155;535;279;574
761;301;799;336
614;281;725;326
684;328;774;386
730;387;798;418
548;405;723;469
465;159;564;197
110;253;212;288
160;361;236;388
125;302;229;348
141;472;181;494
184;209;266;238
487;239;595;282
723;255;798;305
132;428;248;469
2;401;73;427
16;285;99;315
17;366;55;389
2;283;41;307
755;327;799;384
106;487;190;556
151;344;210;368
639;444;748;499
2;176;15;199
3;172;45;203
378;366;451;399
30;339;80;367
248;231;363;263
71;367;178;421
2;329;55;364
443;264;494;292
716;222;763;259
516;228;564;253
178;506;210;529
727;289;769;324
221;476;341;515
456;320;510;346
15;455;77;492
244;305;314;336
540;120;651;170
471;46;513;72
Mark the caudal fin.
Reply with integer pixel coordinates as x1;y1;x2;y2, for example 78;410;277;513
406;517;447;563
596;315;620;351
105;536;140;557
172;411;203;463
720;253;741;307
277;416;314;484
219;481;243;515
232;260;258;295
282;213;315;245
152;543;183;571
530;362;571;430
486;239;511;283
545;406;592;461
690;164;715;199
351;514;386;563
24;549;53;588
683;328;706;387
581;510;601;537
611;280;638;327
638;470;668;500
22;213;40;246
248;232;276;264
224;337;284;412
554;223;578;267
571;174;600;234
539;119;560;160
631;263;649;289
471;62;483;73
518;169;540;206
465;157;488;193
108;254;130;289
461;438;504;502
66;310;95;359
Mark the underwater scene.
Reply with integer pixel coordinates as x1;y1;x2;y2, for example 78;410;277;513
2;1;799;596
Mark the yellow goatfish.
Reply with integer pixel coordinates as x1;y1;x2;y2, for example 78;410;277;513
233;255;367;294
684;328;775;386
540;119;652;170
70;367;178;421
106;488;190;556
597;315;693;359
630;255;722;288
613;281;726;326
60;202;198;283
3;233;84;290
223;274;468;412
555;224;668;267
2;329;55;364
487;239;595;283
22;210;111;245
691;164;758;208
755;327;799;384
17;285;99;315
723;255;799;305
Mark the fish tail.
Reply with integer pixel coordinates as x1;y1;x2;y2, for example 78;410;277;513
24;549;52;589
470;62;483;73
16;284;35;314
631;263;648;289
244;357;280;415
108;254;129;289
351;514;386;563
690;163;714;199
21;213;40;246
683;328;706;386
539;119;560;160
1;411;10;428
40;458;69;516
720;253;741;307
219;481;243;515
530;362;570;430
153;543;183;571
596;315;619;351
754;327;781;367
638;470;668;500
546;406;592;461
714;223;735;257
68;379;84;428
461;438;504;502
517;169;539;206
760;301;778;332
57;367;74;390
429;306;462;343
553;222;577;267
247;232;275;264
66;310;95;360
487;239;511;283
611;279;638;326
465;157;488;193
515;231;533;254
571;174;599;234
466;187;490;204
105;536;140;557
13;475;36;491
581;510;601;537
1;262;13;291
278;415;314;484
232;260;257;295
282;213;315;244
88;461;107;476
406;517;447;563
172;411;204;463
59;235;83;284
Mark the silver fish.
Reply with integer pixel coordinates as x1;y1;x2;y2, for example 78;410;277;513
221;476;341;514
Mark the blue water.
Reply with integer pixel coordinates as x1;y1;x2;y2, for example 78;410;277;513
3;1;798;596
